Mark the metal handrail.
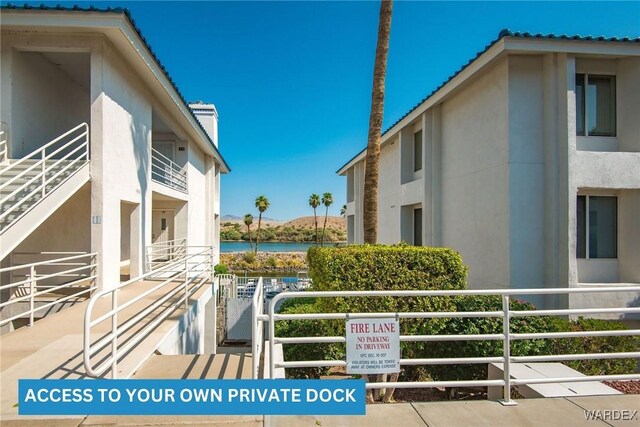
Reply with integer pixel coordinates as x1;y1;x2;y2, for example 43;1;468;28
251;277;265;379
0;122;8;163
145;238;188;271
0;123;89;230
0;252;97;328
83;246;214;378
266;286;640;405
151;147;187;192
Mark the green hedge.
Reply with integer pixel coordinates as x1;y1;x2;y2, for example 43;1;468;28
273;245;639;382
306;244;468;380
549;317;638;375
424;297;638;381
308;244;468;293
214;264;229;275
274;298;342;379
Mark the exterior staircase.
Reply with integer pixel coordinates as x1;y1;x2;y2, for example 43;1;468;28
0;123;90;259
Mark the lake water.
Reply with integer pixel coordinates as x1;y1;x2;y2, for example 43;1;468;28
220;241;322;253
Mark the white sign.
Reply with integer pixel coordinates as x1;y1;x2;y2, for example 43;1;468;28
345;317;400;374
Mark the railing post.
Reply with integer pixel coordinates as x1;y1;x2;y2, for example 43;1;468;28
184;258;189;309
41;150;46;197
500;294;516;406
111;289;119;379
29;266;36;327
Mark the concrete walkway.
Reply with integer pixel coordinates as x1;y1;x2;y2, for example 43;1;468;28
1;395;639;426
0;280;212;420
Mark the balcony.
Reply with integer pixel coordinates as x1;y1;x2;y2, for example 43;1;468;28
151;147;187;193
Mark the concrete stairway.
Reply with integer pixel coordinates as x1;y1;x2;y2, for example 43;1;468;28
0;159;90;259
0;280;213;420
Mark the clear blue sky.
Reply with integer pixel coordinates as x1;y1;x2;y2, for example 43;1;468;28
17;1;640;219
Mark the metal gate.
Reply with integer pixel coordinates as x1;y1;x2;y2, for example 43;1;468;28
223;277;258;341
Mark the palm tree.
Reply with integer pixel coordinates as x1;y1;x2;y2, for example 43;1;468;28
321;192;333;246
243;214;254;252
363;0;394;403
340;204;347;217
363;0;393;244
308;194;321;244
254;195;270;253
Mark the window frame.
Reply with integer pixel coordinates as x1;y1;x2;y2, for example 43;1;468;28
413;129;423;173
575;73;617;138
576;194;618;260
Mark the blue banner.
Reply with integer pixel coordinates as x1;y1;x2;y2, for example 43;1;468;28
18;379;366;416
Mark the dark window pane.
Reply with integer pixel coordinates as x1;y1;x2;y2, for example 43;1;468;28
577;196;586;258
413;208;422;246
587;75;616;136
414;130;422;172
575;74;585;136
588;196;617;258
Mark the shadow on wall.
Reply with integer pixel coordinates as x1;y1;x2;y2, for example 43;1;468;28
131;119;149;274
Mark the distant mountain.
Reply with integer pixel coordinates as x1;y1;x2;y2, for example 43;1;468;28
285;216;345;231
221;215;242;221
221;214;281;223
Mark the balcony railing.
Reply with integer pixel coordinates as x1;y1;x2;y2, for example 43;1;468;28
0;122;8;163
0;252;98;329
151;148;187;193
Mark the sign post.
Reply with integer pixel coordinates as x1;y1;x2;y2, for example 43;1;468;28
345;317;400;374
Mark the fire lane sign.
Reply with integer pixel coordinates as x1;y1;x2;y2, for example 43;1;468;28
345;317;400;374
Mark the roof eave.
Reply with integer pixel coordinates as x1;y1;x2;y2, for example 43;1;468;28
1;7;231;173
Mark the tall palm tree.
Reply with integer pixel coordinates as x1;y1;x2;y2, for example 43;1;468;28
254;195;270;253
363;0;394;403
340;204;347;217
321;192;333;246
363;0;393;244
308;194;321;244
243;214;254;252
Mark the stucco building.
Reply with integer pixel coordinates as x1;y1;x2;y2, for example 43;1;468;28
339;30;640;310
0;6;229;294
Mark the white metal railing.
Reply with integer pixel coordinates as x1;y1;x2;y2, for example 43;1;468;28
0;252;97;328
215;273;236;303
151;147;187;193
83;246;214;378
0;123;89;231
0;122;8;163
231;276;312;298
251;277;265;379
265;286;640;405
145;238;187;271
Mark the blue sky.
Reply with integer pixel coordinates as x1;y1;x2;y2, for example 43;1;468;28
13;1;640;220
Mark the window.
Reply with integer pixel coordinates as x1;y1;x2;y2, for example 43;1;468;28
575;74;616;137
413;208;422;246
413;130;422;172
577;195;617;259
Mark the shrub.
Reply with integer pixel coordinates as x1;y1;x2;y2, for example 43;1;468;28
308;244;468;380
274;298;342;379
424;297;638;381
424;296;566;381
214;264;229;275
242;251;256;264
266;256;278;268
548;317;639;375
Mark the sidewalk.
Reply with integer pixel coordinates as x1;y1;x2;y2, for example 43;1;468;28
2;395;639;426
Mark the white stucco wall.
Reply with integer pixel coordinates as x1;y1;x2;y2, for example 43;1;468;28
91;39;153;289
440;59;510;288
8;50;90;157
377;138;401;244
185;142;207;248
507;55;546;303
346;161;365;244
12;184;91;254
619;190;640;283
618;57;640;153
